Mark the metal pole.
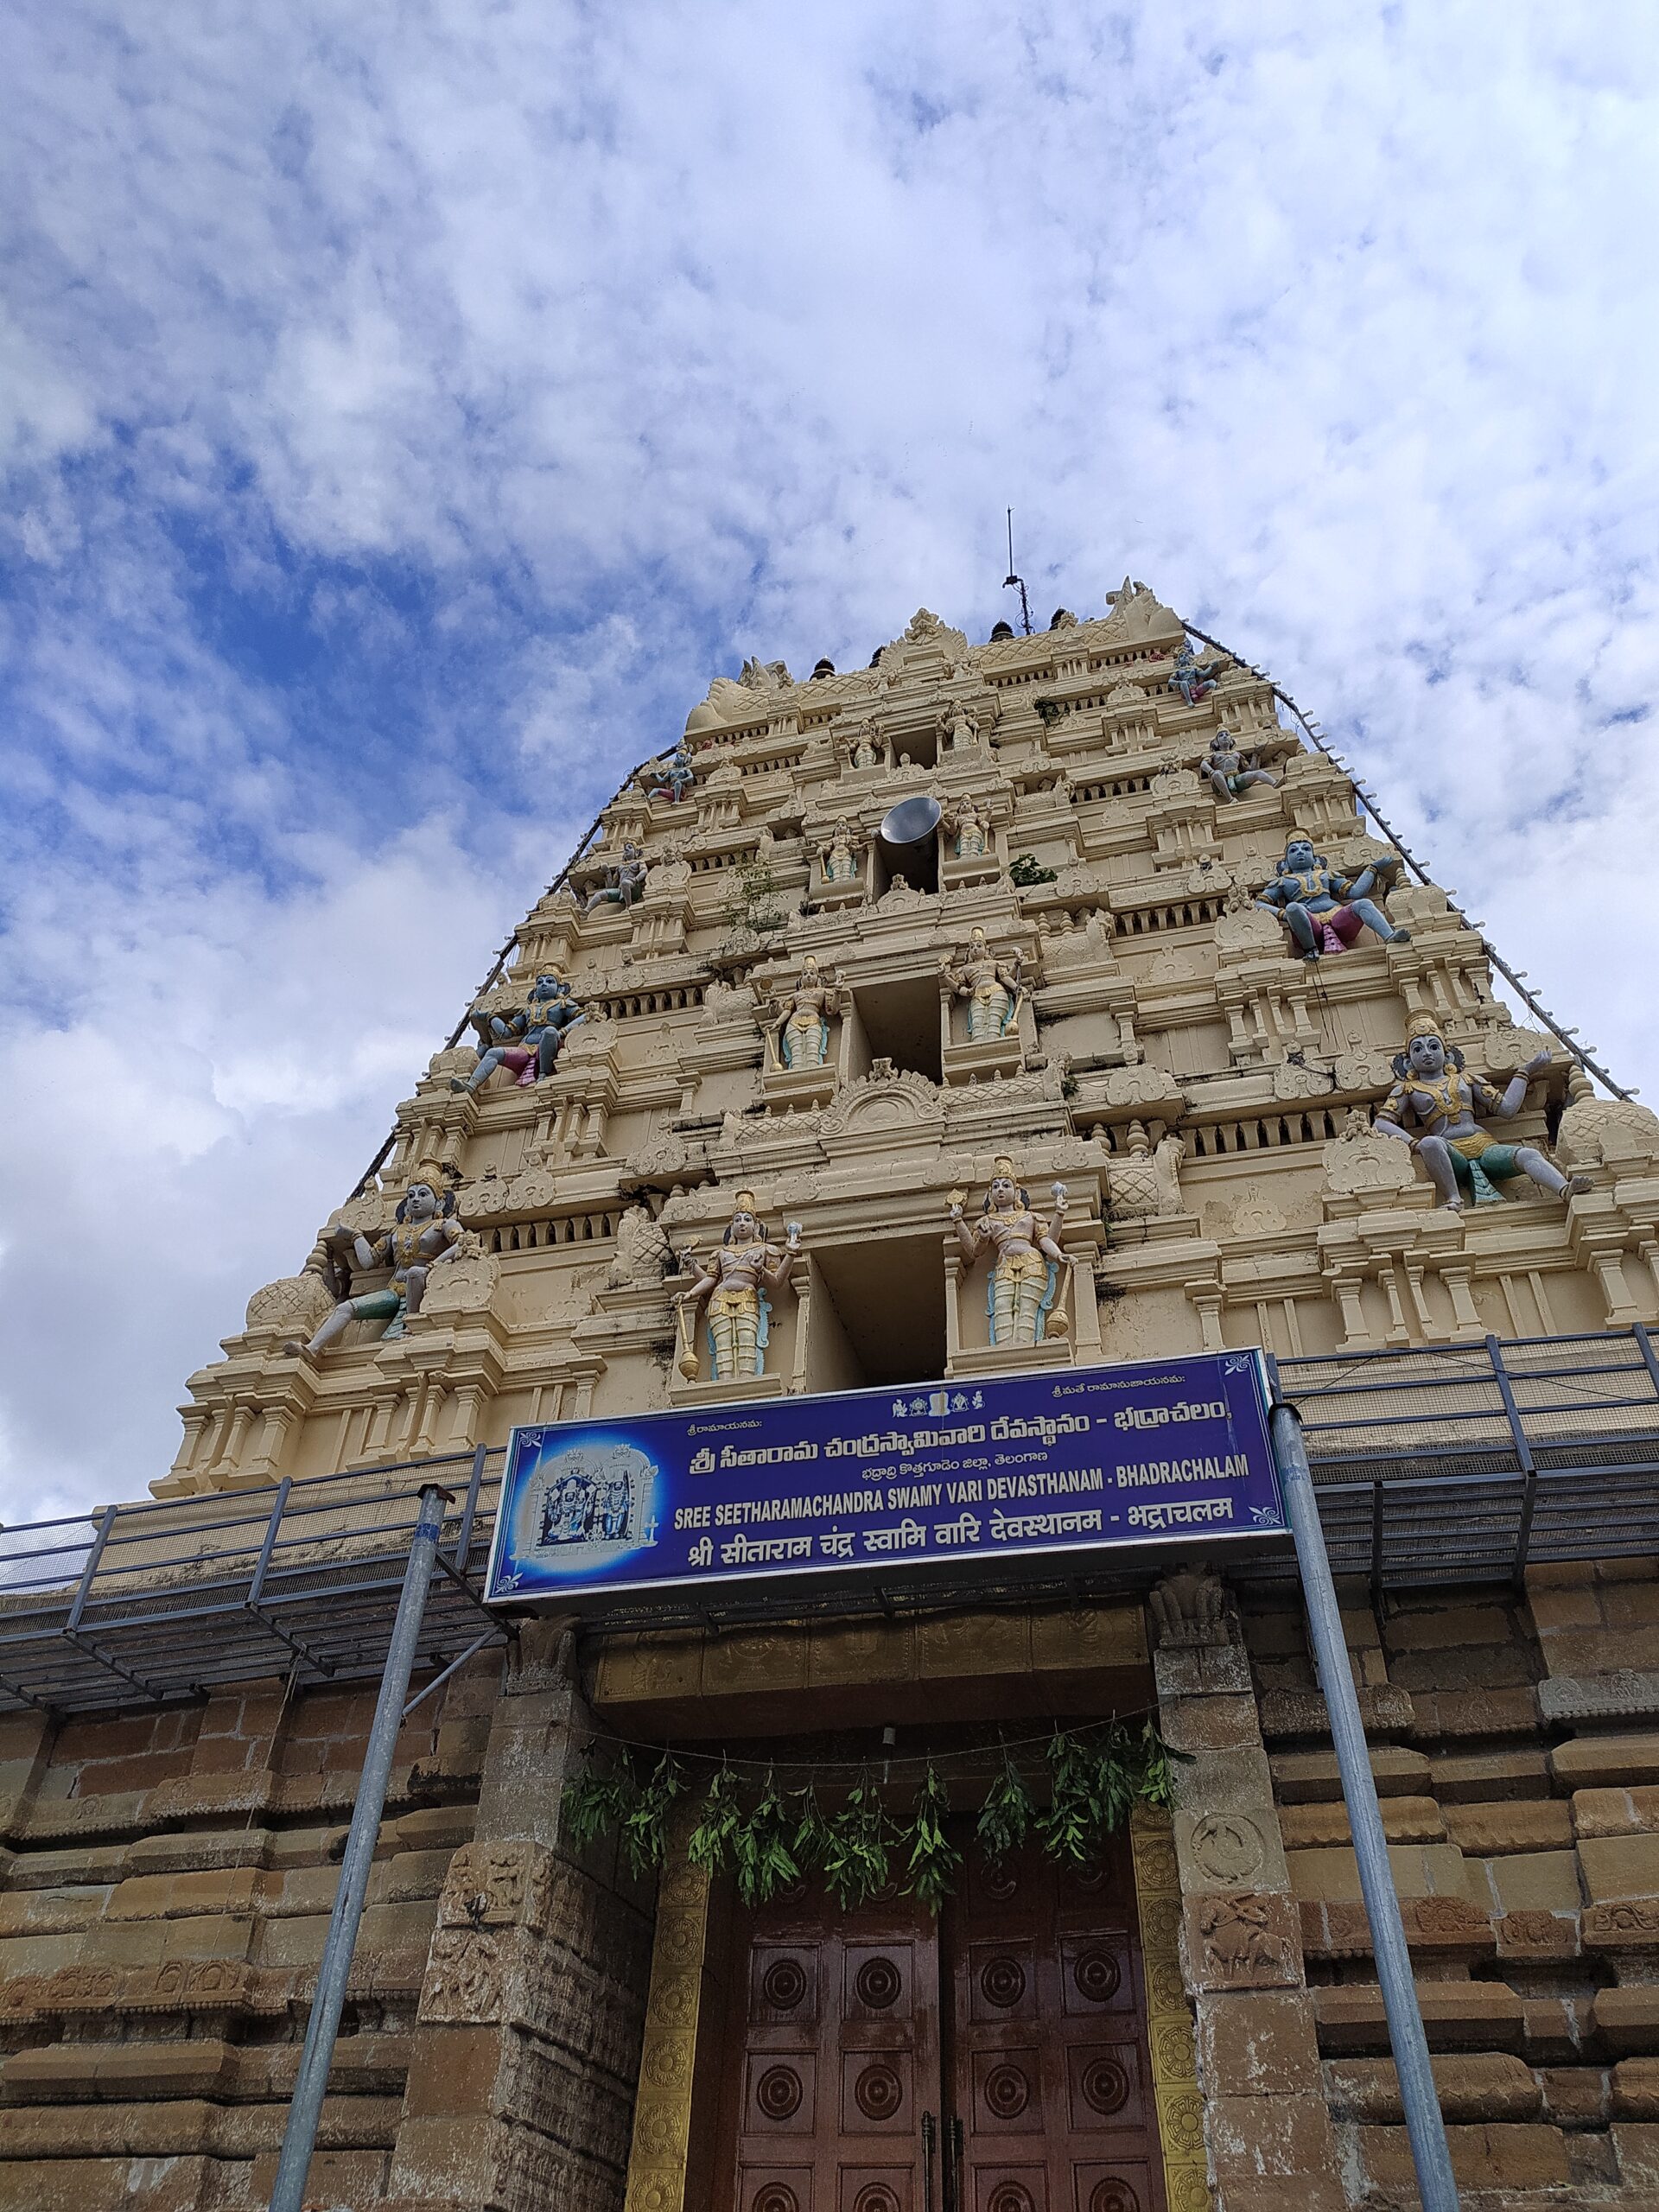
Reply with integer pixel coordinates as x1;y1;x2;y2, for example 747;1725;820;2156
270;1484;449;2212
1270;1402;1460;2212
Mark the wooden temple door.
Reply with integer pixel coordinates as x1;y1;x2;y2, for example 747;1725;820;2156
944;1828;1163;2212
712;1885;943;2212
710;1825;1161;2212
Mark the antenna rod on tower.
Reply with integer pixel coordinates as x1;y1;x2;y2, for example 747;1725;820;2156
1002;506;1033;636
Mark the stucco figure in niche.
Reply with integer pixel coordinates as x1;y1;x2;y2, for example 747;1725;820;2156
452;970;584;1094
1374;1021;1592;1211
819;817;862;885
582;841;648;913
767;955;843;1071
944;926;1023;1040
840;721;884;772
677;1191;801;1381
1201;729;1280;804
1256;836;1411;959
947;797;990;859
940;699;981;753
641;744;696;804
950;1158;1069;1347
1169;641;1225;706
284;1177;463;1357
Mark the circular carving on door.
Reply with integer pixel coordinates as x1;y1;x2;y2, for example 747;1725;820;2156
1068;1859;1107;1891
753;2189;798;2212
761;1958;807;2010
982;1860;1020;1900
755;2064;803;2120
853;2190;899;2212
1081;2054;1130;2115
855;1955;901;2009
987;2184;1035;2212
1089;2182;1141;2212
980;1954;1027;2008
854;2061;903;2120
983;2061;1031;2118
1073;1947;1122;2003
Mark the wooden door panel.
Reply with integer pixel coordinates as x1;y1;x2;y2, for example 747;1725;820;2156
715;1893;937;2212
946;1830;1164;2212
709;1825;1161;2212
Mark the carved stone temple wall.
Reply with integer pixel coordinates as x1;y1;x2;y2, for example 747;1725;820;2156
6;584;1659;2210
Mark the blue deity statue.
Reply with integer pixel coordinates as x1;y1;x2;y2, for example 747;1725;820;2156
1255;836;1411;960
644;746;696;804
1169;643;1224;707
452;971;584;1094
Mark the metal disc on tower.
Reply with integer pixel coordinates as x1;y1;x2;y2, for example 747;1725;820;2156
878;794;943;846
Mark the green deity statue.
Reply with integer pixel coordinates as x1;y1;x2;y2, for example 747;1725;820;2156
1374;1022;1592;1211
285;1176;463;1358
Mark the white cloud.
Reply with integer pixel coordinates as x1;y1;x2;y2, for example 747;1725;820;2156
4;0;1659;1516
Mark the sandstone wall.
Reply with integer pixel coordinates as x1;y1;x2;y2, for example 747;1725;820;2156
1150;1560;1659;2209
0;1633;652;2212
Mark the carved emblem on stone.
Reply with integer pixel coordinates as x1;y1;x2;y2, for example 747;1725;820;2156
1192;1893;1299;1987
1187;1814;1266;1885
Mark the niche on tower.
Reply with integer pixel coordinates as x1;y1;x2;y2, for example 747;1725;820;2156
843;972;944;1087
802;1231;948;1392
871;793;941;901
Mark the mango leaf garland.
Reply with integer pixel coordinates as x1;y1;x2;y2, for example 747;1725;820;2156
822;1775;899;1910
975;1749;1036;1865
620;1750;686;1877
905;1764;962;1910
734;1770;805;1907
1135;1719;1183;1808
560;1720;1179;1909
560;1750;639;1853
686;1763;744;1878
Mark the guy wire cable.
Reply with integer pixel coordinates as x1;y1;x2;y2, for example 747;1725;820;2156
1177;614;1637;1103
347;747;664;1198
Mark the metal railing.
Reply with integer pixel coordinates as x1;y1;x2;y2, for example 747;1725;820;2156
2;1328;1657;1713
1271;1326;1659;1599
0;1445;511;1717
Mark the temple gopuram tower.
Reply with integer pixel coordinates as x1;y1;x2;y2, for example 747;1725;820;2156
6;582;1659;2212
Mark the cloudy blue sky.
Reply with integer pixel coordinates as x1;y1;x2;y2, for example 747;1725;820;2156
4;4;1656;1522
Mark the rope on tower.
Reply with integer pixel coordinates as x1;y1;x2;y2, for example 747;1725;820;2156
1177;615;1637;1104
347;753;658;1198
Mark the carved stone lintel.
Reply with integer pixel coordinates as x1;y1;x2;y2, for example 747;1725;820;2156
1148;1566;1235;1649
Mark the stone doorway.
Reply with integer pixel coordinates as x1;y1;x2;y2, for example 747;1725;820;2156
705;1826;1164;2212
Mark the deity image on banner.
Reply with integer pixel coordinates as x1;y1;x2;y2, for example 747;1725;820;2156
499;1440;659;1590
950;1160;1070;1348
1374;1022;1592;1211
677;1191;802;1382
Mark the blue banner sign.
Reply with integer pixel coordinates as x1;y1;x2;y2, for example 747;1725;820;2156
484;1351;1285;1610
